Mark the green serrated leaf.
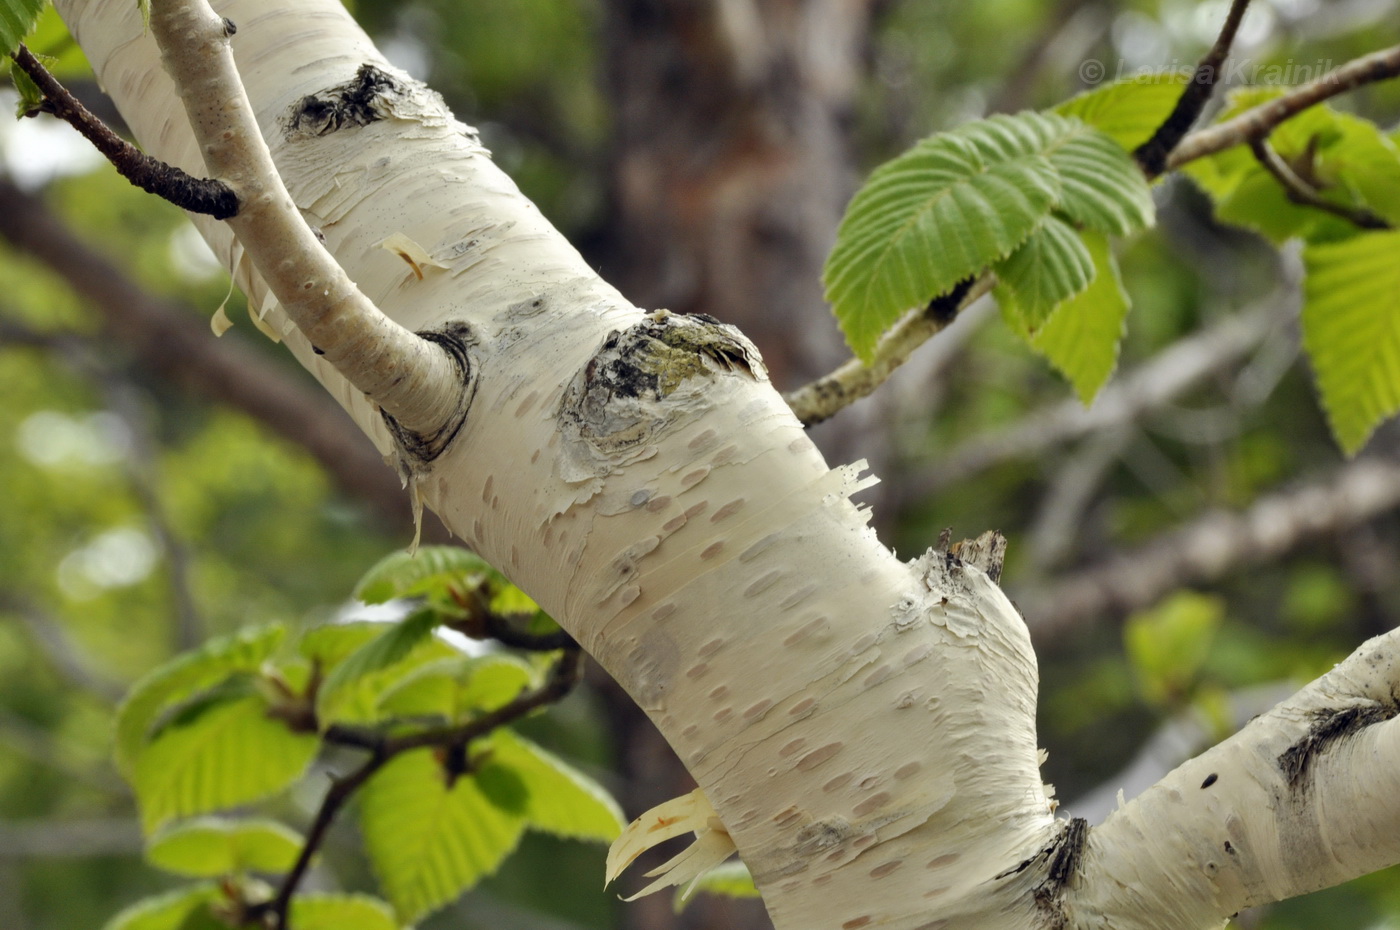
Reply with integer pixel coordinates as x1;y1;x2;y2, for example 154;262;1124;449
487;730;623;841
355;546;498;604
1004;231;1130;404
1302;231;1400;453
101;884;224;930
1054;71;1192;151
289;894;400;930
824;111;1152;360
315;612;455;725
116;624;286;779
824;113;1064;359
377;653;536;721
1124;591;1224;708
133;694;318;834
360;749;528;924
0;0;46;58
673;860;759;912
145;817;303;878
993;215;1095;329
1043;124;1155;235
10;61;43;117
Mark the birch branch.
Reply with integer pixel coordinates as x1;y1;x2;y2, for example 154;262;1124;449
1133;0;1254;175
145;0;464;441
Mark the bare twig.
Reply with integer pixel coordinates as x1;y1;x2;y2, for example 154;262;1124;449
1135;0;1254;175
1248;137;1391;230
251;646;583;930
784;277;989;426
9;44;238;218
1019;455;1400;643
1167;43;1400;171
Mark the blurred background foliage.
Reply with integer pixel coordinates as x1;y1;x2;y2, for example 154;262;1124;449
3;0;1400;928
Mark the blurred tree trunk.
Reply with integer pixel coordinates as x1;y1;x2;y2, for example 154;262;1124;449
597;5;873;928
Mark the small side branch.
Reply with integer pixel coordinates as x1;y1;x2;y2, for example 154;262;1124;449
146;0;465;440
1168;43;1400;170
1135;0;1254;175
9;44;237;219
1248;137;1391;230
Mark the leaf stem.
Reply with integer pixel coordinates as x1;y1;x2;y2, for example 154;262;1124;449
1248;137;1390;230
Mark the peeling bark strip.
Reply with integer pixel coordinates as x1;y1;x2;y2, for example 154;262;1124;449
286;64;417;137
380;321;478;464
1277;702;1398;789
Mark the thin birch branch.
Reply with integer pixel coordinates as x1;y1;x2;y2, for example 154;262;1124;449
9;44;238;218
784;277;988;426
1167;43;1400;170
1134;0;1254;175
146;0;464;439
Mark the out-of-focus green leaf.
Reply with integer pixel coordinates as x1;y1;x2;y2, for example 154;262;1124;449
101;884;224;930
1124;591;1225;708
115;624;285;779
673;860;759;912
488;729;623;841
316;610;443;724
289;894;400;930
377;653;535;721
1302;231;1400;454
360;749;528;924
1054;71;1192;151
133;693;318;833
145;816;303;877
0;0;46;57
355;545;498;605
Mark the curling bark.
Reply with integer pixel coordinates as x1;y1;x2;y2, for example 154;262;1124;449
52;0;1400;927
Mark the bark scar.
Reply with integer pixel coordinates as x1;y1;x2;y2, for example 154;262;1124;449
1277;701;1398;791
285;64;413;137
381;321;478;466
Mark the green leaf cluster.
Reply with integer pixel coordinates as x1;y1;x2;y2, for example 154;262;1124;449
1185;90;1400;452
107;547;617;929
824;109;1153;401
1124;591;1225;709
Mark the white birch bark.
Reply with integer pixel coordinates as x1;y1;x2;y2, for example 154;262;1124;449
52;0;1400;926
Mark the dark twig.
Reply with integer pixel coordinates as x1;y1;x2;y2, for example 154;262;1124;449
1135;0;1254;175
9;44;239;219
1168;43;1400;170
1248;137;1391;230
481;614;577;651
251;645;582;930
